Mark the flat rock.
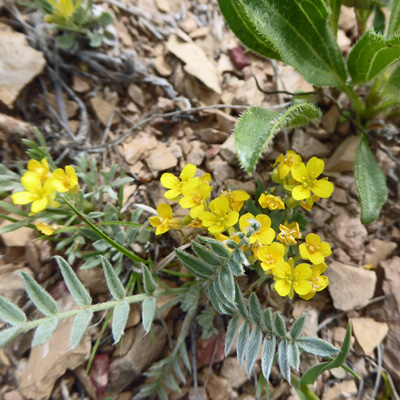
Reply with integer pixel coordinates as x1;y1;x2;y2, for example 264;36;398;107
325;136;358;172
0;267;33;306
0;217;33;247
197;128;229;144
108;324;166;393
292;129;331;159
0;23;46;108
352;318;389;355
90;97;121;126
321;106;340;134
326;261;376;311
205;372;232;400
363;238;397;268
205;156;236;186
121;133;158;165
322;380;357;400
147;142;178;171
220;135;237;165
186;148;205;166
220;357;248;389
225;179;256;195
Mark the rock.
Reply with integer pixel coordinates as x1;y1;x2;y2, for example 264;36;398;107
321;106;340;134
225;179;256;195
220;135;238;165
307;126;331;140
215;110;237;134
197;128;229;144
147;142;178;171
325;261;376;311
90;97;121;126
331;187;347;204
19;296;91;400
4;391;24;400
291;302;319;336
0;23;46;108
127;84;145;107
352;318;389;355
0;268;33;306
180;18;198;34
337;29;352;52
322;380;357;400
339;5;357;33
325;136;358;172
108;325;167;392
187;148;205;166
291;130;331;159
36;92;79;119
189;387;208;400
205;156;236;186
72;75;90;93
78;266;108;295
196;332;226;367
363;239;397;268
204;372;232;400
190;27;211;39
228;46;250;70
155;0;170;12
0;113;33;137
220;357;248;389
0;218;32;247
332;326;355;349
121;133;158;165
376;148;397;175
168;143;183;159
155;55;173;77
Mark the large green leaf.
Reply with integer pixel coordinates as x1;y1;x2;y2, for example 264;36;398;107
326;0;342;35
347;30;400;84
384;64;400;100
223;0;347;86
235;104;322;173
388;0;400;36
218;0;281;60
354;134;387;224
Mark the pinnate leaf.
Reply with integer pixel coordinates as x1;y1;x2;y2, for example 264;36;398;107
32;318;58;347
290;315;306;340
246;326;263;377
142;263;157;294
0;326;23;348
175;249;215;279
297;337;338;356
261;333;276;381
112;301;130;343
234;104;321;173
248;293;262;325
225;316;239;356
217;268;235;304
70;309;93;350
101;257;125;300
237;320;250;366
0;296;26;326
142;297;156;334
278;339;291;384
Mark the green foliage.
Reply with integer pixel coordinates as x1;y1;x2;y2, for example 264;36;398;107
112;301;130;343
388;0;400;36
355;134;387;224
197;308;217;338
234;104;322;173
326;0;342;34
347;30;400;84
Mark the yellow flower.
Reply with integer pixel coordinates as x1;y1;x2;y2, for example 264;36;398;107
27;159;51;181
12;172;59;214
35;222;56;236
258;194;285;210
299;233;332;264
50;166;79;193
277;221;302;246
273;258;312;299
221;190;250;212
47;0;81;18
299;194;319;211
239;213;275;246
300;263;329;300
160;164;199;200
149;204;183;235
290;157;334;201
179;181;212;218
274;150;302;179
257;242;286;272
199;196;239;234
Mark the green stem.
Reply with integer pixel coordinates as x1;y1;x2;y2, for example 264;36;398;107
367;99;399;118
341;84;364;117
292;375;321;400
63;198;148;264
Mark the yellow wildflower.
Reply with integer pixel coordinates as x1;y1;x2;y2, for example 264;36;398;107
160;164;199;200
199;196;239;234
12;172;59;214
274;150;302;179
239;213;275;246
46;0;81;19
259;194;285;210
300;263;329;300
35;222;56;236
290;157;334;201
221;190;250;212
299;194;319;211
149;204;183;235
257;242;286;272
27;159;51;181
277;221;302;246
179;181;212;218
273;258;312;299
50;166;79;193
299;233;332;264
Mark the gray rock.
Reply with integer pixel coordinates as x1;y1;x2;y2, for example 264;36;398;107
220;135;238;165
197;128;229;144
291;129;331;159
205;156;236;185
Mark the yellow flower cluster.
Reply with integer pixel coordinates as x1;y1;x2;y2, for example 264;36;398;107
150;151;334;300
12;158;79;214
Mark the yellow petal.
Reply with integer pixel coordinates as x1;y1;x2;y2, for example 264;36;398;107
258;228;275;245
299;243;311;260
275;280;291;297
199;212;218;227
226;211;239;227
294;264;313;280
306;233;321;245
239;213;253;231
291;162;308;183
31;197;48;213
12;191;36;205
164;189;181;200
309;253;325;265
149;216;162;227
319;242;332;257
311;179;334;198
270;242;285;258
65;166;78;187
307;157;324;180
157;203;173;219
311;262;327;276
208;224;224;234
179;196;196;209
21;172;42;194
292;185;311;201
160;173;180;190
294;280;313;295
180;164;196;182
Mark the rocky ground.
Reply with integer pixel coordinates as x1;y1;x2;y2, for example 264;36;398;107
0;0;399;399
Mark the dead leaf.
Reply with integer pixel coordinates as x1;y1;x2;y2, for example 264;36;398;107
147;142;178;171
167;35;221;94
352;318;389;355
0;23;46;108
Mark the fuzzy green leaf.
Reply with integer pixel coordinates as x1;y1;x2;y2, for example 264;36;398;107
290;315;306;340
0;296;26;326
235;104;322;173
197;308;217;338
273;313;286;337
248;293;262;325
197;236;230;258
0;326;23;348
142;297;156;334
70;309;93;350
263;308;274;332
347;30;400;84
246;326;263;377
217;0;282;60
101;257;125;300
384;65;400;100
208;284;227;315
288;341;300;371
173;358;186;384
192;242;222;267
225;316;239;356
55;256;91;307
234;281;248;318
237;320;250;366
297;337;338;356
278;339;291;384
355;134;387;224
179;343;192;373
261;333;276;381
228;257;245;277
326;0;342;35
19;272;58;316
32;318;58;347
217;268;236;304
112;301;130;343
175;249;215;279
212;281;235;314
223;0;347;86
142;263;157;294
388;0;400;36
